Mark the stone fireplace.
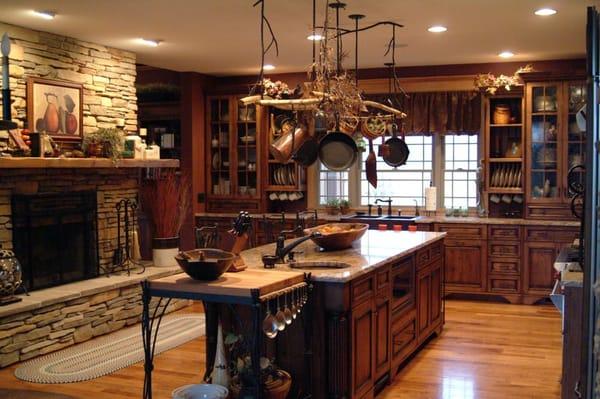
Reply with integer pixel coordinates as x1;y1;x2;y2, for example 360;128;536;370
12;190;99;291
0;159;188;368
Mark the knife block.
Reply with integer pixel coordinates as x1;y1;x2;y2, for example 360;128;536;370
227;232;248;272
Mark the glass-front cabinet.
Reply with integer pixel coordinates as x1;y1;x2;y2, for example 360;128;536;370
206;96;262;212
525;80;586;218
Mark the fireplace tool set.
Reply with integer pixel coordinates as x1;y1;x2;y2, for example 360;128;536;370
111;198;145;276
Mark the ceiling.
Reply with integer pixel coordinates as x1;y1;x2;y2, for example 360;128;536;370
0;0;598;76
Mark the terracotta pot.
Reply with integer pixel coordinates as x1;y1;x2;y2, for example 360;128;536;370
324;205;340;215
340;206;351;215
86;142;103;158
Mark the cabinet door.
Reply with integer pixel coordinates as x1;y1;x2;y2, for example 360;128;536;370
352;299;375;398
523;241;559;294
374;296;390;379
429;259;443;330
563;81;586;203
416;267;431;340
443;239;486;292
207;97;232;197
526;83;562;204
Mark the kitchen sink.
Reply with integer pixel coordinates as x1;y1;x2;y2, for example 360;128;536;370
346;215;381;219
383;215;418;221
289;261;351;269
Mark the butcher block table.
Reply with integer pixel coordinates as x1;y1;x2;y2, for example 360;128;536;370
141;268;307;399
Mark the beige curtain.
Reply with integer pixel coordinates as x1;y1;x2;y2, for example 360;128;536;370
367;91;481;135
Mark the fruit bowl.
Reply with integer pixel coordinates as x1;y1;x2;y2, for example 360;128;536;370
303;223;368;251
175;249;236;280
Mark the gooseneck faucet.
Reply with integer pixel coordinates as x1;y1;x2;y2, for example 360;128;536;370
262;228;322;268
375;197;393;217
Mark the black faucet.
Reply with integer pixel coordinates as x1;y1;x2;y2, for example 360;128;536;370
413;199;420;217
262;228;322;267
375;197;393;217
367;204;373;217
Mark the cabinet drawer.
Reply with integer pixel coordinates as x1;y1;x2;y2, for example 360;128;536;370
489;276;520;293
488;242;520;258
391;315;417;360
489;259;520;275
376;267;391;294
527;206;574;220
429;241;443;262
351;274;375;307
416;247;430;269
488;225;521;240
435;223;487;239
525;227;579;243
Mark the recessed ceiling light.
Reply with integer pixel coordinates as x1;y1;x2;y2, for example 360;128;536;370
427;25;447;33
263;64;276;71
535;8;557;16
307;34;324;41
498;51;514;58
137;38;161;47
31;10;55;20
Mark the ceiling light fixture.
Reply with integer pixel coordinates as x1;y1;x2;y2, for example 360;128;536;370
307;34;323;41
31;10;55;20
427;25;447;33
535;8;557;16
263;64;276;70
137;38;161;47
498;51;515;58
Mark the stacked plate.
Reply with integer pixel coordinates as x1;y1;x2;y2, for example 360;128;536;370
272;164;296;186
490;164;522;188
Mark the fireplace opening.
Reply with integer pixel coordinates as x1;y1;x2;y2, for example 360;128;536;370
11;191;99;291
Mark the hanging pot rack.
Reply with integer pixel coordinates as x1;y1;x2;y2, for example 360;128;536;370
240;0;407;121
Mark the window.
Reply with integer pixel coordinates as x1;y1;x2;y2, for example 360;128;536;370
318;162;349;204
444;135;479;209
315;133;479;209
360;136;433;206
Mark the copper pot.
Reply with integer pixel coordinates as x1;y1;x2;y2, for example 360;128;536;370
269;123;309;163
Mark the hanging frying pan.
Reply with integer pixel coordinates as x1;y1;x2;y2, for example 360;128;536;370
383;123;409;167
292;132;319;166
318;131;358;171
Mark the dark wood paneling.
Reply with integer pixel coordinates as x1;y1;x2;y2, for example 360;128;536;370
489;276;520;293
434;223;487;239
416;265;431;339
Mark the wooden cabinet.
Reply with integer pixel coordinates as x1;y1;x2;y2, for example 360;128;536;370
374;296;390;379
442;238;486;293
523;226;579;300
351;298;375;398
206;96;264;212
417;258;443;342
524;80;586;219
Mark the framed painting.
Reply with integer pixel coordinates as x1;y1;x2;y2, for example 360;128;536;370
27;77;83;142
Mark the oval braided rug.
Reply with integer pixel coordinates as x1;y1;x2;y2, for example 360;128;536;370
15;314;205;384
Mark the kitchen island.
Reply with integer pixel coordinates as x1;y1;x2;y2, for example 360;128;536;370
242;230;446;398
143;230;445;398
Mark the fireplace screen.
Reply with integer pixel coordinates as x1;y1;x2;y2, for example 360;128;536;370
11;191;99;291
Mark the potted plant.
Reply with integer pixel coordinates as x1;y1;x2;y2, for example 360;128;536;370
324;198;340;215
139;169;191;267
225;333;292;399
339;199;351;215
81;128;123;161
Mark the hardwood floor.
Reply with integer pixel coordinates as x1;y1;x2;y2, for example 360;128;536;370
0;300;562;399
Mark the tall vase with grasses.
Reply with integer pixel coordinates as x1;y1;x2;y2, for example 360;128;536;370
140;169;190;267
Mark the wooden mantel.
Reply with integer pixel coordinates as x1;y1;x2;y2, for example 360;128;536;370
0;157;180;169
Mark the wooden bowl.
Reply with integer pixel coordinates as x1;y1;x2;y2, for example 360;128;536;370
304;223;368;251
175;249;236;280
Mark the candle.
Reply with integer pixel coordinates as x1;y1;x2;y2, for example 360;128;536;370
1;33;10;90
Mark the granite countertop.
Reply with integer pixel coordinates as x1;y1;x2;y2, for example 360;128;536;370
240;230;446;283
414;216;581;227
196;212;580;227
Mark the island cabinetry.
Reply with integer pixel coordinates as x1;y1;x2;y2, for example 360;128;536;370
434;223;487;293
487;225;522;297
416;256;443;343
